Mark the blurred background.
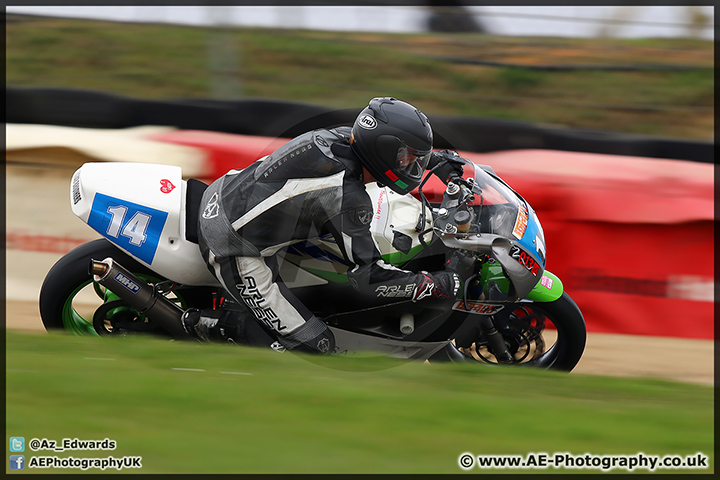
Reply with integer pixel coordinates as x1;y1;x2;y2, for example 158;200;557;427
5;4;714;139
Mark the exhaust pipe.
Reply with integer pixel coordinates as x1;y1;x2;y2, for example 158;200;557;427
90;257;187;338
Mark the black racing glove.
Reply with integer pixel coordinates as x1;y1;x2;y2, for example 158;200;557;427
445;249;478;283
427;149;465;183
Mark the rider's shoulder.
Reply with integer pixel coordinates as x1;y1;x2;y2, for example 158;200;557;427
311;127;359;166
310;127;351;153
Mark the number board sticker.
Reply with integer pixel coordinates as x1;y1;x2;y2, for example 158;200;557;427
452;301;505;315
87;193;168;264
512;203;529;239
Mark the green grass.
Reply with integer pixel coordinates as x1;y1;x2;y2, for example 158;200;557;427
5;330;714;474
5;15;714;140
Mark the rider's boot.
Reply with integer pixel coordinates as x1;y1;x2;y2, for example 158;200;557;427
277;316;336;354
181;308;244;343
182;308;335;354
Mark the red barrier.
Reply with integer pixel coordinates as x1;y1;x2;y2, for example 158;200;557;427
146;130;289;180
150;131;714;340
468;150;714;340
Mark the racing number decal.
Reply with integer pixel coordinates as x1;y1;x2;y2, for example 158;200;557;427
510;245;540;277
106;206;151;246
88;193;168;264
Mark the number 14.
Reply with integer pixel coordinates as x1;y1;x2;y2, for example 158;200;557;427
106;205;151;246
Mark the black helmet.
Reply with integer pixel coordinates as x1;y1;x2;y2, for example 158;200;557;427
350;97;433;195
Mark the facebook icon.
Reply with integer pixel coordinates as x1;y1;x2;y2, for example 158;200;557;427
9;455;25;470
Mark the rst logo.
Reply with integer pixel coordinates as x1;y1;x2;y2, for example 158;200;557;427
452;301;504;315
510;245;540;277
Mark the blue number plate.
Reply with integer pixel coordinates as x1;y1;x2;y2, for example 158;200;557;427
87;193;168;264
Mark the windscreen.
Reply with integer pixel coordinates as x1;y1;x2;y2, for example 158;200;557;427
468;165;528;240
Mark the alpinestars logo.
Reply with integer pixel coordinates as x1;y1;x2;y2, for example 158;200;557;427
413;274;436;301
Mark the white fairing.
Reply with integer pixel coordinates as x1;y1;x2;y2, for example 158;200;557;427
315;183;430;258
71;162;219;286
365;183;432;256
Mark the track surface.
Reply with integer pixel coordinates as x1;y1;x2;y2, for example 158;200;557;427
5;164;714;386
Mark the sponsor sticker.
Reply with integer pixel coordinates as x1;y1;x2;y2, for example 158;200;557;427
540;275;554;290
113;272;141;294
452;301;505;315
512;203;529;239
374;189;386;220
72;171;82;205
160;179;176;194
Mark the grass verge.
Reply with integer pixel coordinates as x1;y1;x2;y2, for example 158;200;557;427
5;329;714;474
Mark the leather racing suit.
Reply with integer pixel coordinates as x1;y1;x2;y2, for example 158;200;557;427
196;126;458;352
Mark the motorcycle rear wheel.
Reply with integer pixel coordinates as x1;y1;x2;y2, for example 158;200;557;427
39;238;178;335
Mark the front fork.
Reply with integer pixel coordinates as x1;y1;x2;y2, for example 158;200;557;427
478;315;514;363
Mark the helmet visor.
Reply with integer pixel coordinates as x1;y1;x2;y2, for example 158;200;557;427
396;145;432;181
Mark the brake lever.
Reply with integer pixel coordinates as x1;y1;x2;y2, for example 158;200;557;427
448;172;472;189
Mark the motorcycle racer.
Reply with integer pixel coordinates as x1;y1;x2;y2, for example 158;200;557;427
184;97;466;353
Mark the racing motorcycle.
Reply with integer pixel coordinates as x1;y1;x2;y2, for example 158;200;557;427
39;157;586;371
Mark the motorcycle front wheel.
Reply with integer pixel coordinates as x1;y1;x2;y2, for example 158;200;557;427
454;292;587;372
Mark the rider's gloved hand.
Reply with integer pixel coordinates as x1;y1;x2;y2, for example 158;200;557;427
445;249;478;283
427;150;465;183
413;271;460;302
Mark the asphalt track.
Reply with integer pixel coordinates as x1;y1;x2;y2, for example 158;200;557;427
5;164;714;385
